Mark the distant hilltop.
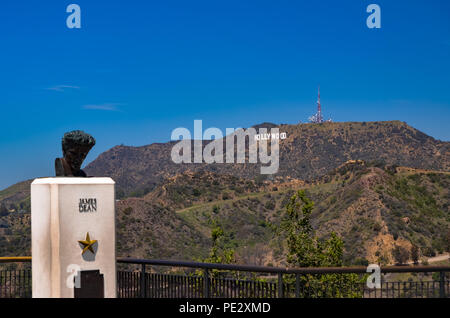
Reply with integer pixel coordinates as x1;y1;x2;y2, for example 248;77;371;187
84;120;449;197
1;120;448;200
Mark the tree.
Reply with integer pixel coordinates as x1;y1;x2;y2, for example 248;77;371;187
278;190;364;297
0;204;8;217
411;244;420;265
392;245;409;265
201;221;235;278
445;230;450;255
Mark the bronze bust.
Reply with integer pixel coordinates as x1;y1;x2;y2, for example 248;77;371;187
55;130;96;177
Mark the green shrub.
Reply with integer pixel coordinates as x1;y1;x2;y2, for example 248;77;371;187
264;200;275;210
278;190;365;297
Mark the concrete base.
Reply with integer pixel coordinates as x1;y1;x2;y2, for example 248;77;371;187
31;177;116;298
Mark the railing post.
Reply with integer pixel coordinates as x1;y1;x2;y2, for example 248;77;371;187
439;271;445;298
203;269;210;298
295;273;300;298
140;264;146;298
278;273;284;298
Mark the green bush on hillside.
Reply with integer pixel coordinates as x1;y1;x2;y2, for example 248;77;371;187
278;190;365;298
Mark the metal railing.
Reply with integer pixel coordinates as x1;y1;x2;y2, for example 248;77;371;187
0;257;449;298
0;257;32;298
116;258;450;298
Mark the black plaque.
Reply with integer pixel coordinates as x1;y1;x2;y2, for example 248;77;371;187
74;270;104;298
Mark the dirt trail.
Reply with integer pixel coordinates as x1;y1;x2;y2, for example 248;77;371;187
407;254;449;265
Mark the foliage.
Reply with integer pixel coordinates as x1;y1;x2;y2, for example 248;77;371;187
0;204;8;217
199;221;236;278
445;229;450;254
278;190;365;297
392;245;409;265
411;244;420;265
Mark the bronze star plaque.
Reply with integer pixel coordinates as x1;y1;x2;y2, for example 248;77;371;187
78;232;97;255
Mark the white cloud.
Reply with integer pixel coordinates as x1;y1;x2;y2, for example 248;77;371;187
82;103;123;112
46;85;80;92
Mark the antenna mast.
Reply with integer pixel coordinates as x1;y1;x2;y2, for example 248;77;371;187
317;85;323;123
308;85;331;123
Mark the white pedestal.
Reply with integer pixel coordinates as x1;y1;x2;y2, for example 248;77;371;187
31;177;116;298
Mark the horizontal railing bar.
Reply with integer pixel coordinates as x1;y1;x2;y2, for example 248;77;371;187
0;257;32;263
2;256;449;274
116;258;450;274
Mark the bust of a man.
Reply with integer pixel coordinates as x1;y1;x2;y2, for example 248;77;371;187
55;130;96;177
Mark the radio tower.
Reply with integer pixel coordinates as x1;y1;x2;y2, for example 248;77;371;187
308;85;331;123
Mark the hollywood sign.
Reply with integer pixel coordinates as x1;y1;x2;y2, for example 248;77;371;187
170;120;287;174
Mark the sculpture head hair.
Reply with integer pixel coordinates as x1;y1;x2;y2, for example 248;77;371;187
56;130;96;176
62;130;96;156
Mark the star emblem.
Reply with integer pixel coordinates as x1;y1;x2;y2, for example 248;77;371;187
78;232;97;255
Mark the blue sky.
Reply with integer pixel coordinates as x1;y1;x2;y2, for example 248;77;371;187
0;0;449;189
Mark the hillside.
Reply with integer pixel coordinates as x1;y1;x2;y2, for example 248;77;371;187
115;170;303;262
113;163;450;265
311;161;450;264
0;121;449;266
84;121;449;197
0;180;32;211
2;162;448;266
144;170;304;210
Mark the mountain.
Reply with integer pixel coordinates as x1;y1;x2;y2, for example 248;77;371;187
0;121;449;265
84;121;449;197
311;161;450;264
2;162;448;266
115;162;450;265
0;180;32;211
